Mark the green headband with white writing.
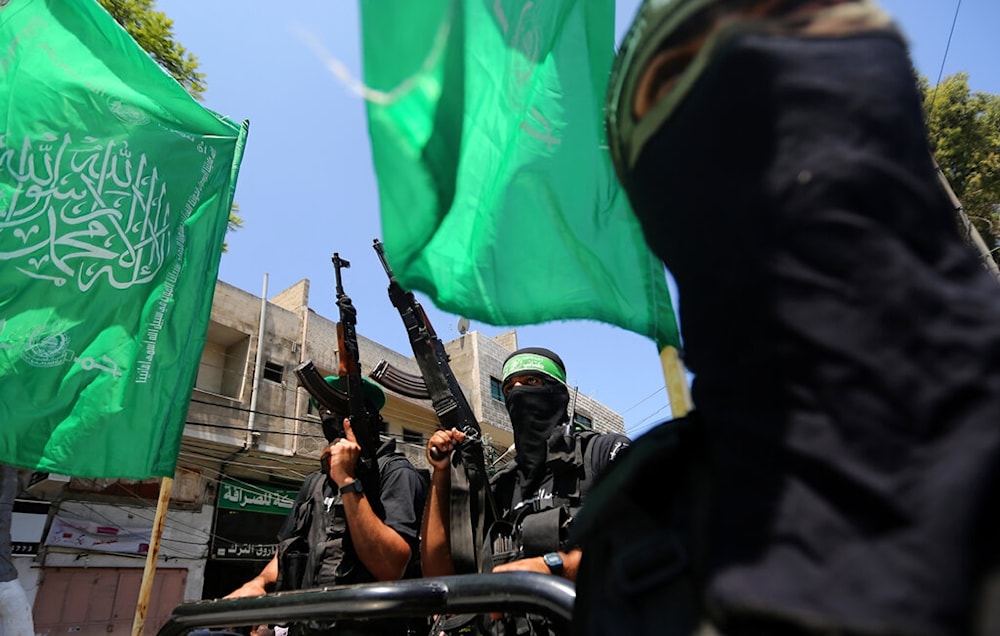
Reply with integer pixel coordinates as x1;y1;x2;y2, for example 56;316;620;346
501;352;567;385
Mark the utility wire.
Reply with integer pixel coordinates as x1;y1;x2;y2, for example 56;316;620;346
619;385;665;415
631;404;672;437
929;0;963;117
190;398;321;425
37;429;507;561
34;387;472;563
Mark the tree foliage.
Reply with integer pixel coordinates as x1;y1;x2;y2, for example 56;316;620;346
98;0;242;250
920;73;1000;264
97;0;206;99
229;202;245;234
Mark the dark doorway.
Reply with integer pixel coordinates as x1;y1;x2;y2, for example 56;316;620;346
204;506;286;599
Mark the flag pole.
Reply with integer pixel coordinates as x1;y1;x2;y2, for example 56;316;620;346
660;345;692;419
935;163;1000;280
132;475;173;636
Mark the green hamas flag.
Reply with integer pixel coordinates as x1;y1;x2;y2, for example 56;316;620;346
0;0;248;478
360;0;679;350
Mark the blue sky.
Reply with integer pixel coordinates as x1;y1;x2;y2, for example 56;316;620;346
155;0;998;438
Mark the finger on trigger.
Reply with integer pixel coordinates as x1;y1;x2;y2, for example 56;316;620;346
342;418;357;442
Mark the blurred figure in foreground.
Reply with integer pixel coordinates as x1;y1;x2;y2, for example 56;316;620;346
572;1;1000;634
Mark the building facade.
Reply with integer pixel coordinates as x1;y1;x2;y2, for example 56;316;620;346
14;278;624;634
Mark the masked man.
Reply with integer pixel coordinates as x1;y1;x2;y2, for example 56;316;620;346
421;347;630;632
225;376;427;635
572;1;1000;635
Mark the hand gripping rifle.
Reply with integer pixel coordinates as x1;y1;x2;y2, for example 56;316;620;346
370;239;502;573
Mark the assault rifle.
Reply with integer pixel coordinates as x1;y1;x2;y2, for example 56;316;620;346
370;238;501;573
294;253;382;506
332;253;381;496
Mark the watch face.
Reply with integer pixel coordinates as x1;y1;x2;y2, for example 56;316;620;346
544;553;563;570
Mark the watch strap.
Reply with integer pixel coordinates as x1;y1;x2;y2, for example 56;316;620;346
338;479;363;495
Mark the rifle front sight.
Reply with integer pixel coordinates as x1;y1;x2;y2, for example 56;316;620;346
332;252;351;297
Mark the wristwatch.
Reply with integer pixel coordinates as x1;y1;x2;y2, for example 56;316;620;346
339;479;363;496
542;552;564;576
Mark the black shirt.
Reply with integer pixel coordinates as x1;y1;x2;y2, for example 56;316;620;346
277;438;426;581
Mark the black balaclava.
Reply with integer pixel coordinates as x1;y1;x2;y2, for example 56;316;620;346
320;407;384;444
607;0;924;393
502;347;570;484
320;411;346;444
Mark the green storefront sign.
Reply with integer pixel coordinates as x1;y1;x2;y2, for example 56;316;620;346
218;479;297;515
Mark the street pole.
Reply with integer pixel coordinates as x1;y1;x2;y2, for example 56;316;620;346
131;476;173;636
936;164;1000;281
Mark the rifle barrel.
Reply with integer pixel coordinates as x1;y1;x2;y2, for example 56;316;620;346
373;239;394;279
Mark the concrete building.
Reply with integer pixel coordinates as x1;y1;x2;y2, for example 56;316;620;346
13;279;624;634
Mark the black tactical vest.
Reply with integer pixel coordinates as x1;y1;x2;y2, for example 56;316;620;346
488;430;601;565
274;450;416;591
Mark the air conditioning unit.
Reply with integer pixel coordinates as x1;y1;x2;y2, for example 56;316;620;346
25;472;70;498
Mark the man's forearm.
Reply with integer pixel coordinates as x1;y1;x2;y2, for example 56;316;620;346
491;548;583;582
341;483;411;581
224;554;278;598
420;467;455;576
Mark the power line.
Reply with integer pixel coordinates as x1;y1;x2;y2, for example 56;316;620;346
36;434;434;560
929;0;963;116
619;385;665;415
186;418;316;437
184;419;438;455
630;404;671;437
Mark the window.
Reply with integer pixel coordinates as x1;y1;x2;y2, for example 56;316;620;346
402;428;424;445
572;413;593;432
195;321;250;399
263;361;283;383
490;376;504;402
